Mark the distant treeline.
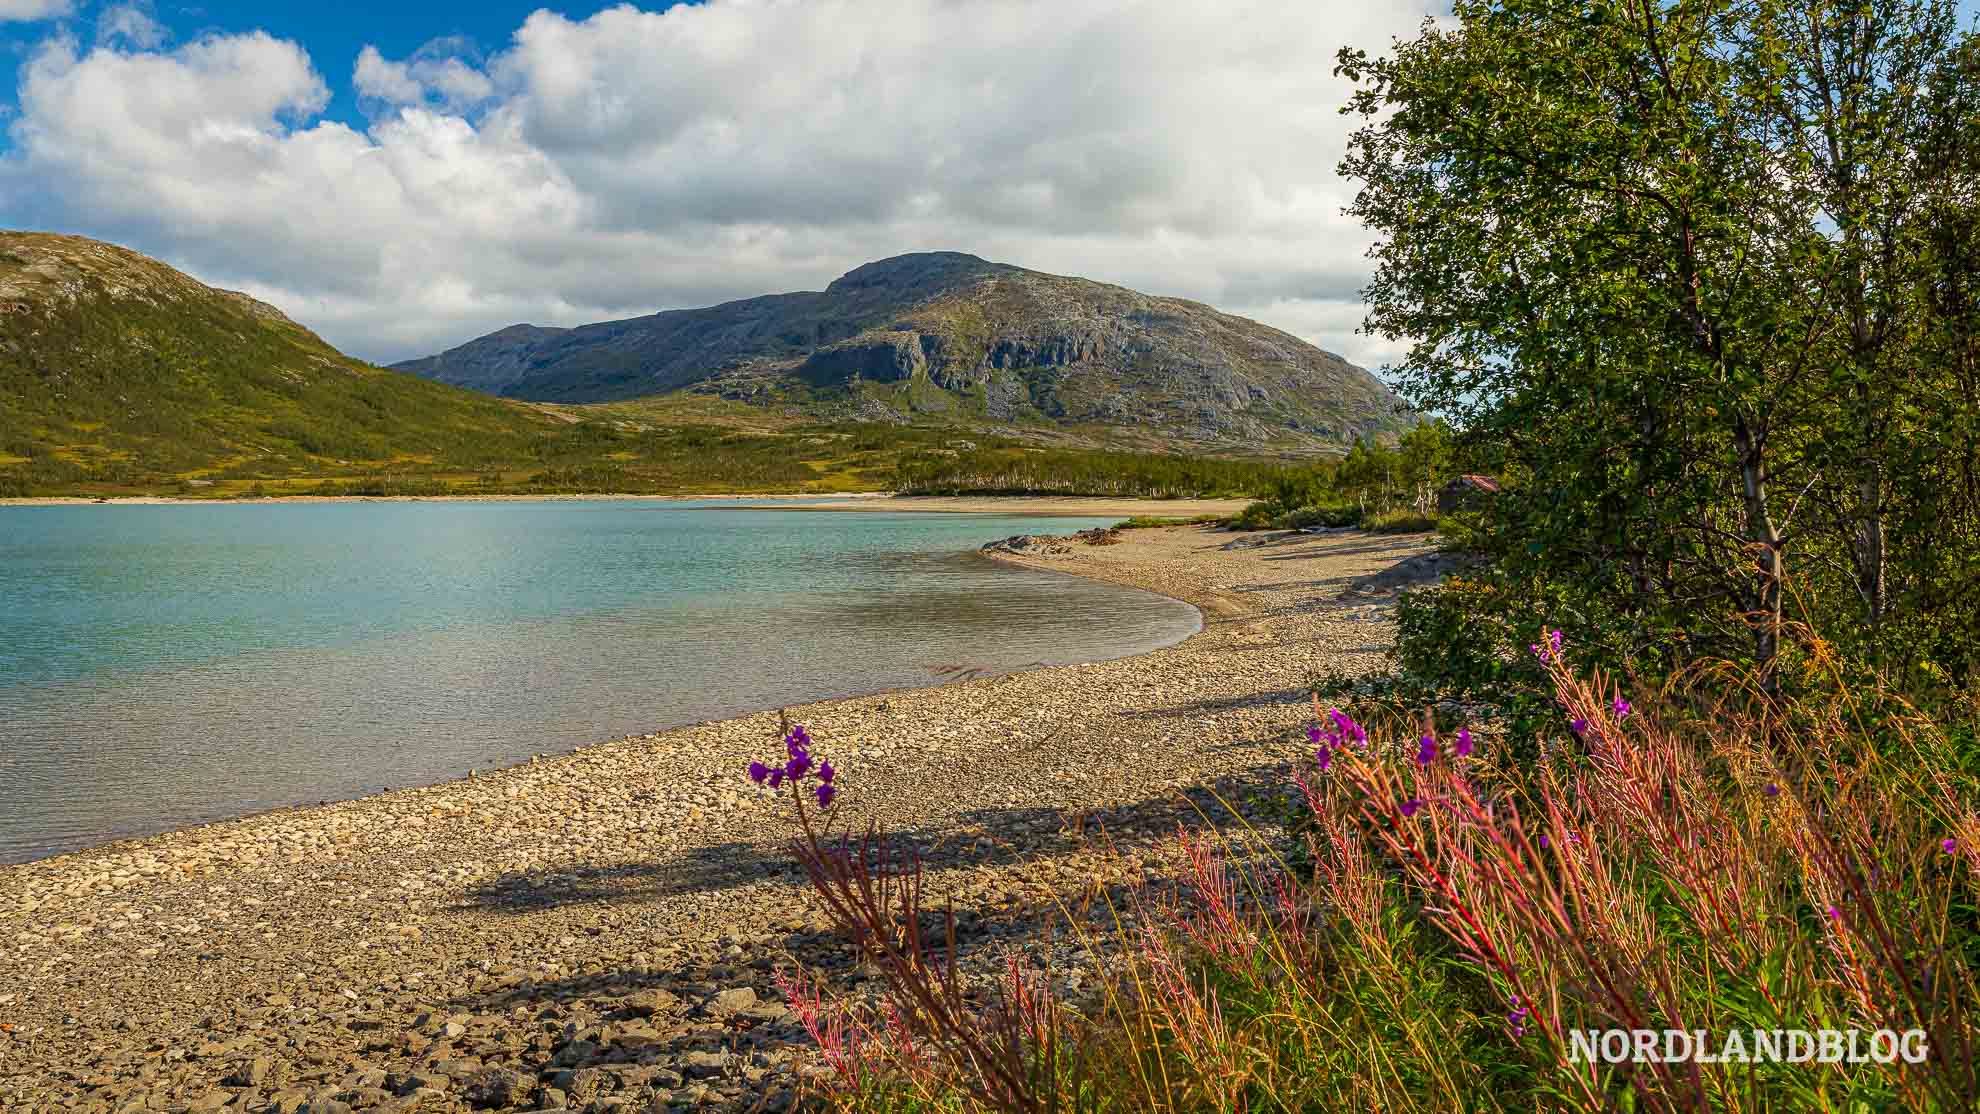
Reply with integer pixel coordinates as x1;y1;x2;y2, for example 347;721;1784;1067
889;443;1298;499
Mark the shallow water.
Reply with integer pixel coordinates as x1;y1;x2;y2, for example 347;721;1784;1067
0;501;1198;863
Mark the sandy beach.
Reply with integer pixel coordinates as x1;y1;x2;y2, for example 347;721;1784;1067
0;524;1435;1113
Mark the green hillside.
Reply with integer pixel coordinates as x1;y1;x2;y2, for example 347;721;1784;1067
0;233;1297;499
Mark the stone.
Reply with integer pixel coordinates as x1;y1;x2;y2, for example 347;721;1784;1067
461;1066;535;1110
702;988;756;1017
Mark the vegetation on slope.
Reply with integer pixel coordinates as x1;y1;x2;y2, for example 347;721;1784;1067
0;234;1308;501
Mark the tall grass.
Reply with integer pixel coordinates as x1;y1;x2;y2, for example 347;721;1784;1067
755;642;1980;1112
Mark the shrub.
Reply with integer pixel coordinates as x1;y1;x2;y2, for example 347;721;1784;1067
1364;509;1439;534
1277;502;1362;530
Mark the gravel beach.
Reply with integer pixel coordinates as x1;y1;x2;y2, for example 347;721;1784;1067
0;524;1436;1113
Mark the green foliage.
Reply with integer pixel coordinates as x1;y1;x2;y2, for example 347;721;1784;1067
1340;0;1980;693
1364;509;1440;534
888;443;1289;498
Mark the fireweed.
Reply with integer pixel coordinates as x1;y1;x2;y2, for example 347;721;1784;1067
756;641;1980;1113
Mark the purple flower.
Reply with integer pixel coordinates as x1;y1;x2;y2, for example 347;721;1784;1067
767;769;785;789
816;783;836;809
1307;724;1331;747
747;760;770;784
1550;629;1563;656
1945;838;1959;854
1416;735;1437;766
1827;905;1842;922
1453;727;1474;758
786;725;812;758
1569;718;1587;737
1508;995;1531;1038
785;752;812;780
1315;746;1333;771
1764;783;1780;798
1531;628;1565;662
1611;696;1631;719
1538;833;1550;849
819;759;835;785
1330;708;1367;746
1401;797;1424;818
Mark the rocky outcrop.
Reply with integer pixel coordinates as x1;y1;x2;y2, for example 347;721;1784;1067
396;252;1410;451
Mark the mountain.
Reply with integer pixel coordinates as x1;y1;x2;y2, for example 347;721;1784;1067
0;231;604;495
0;233;1312;499
395;252;1406;452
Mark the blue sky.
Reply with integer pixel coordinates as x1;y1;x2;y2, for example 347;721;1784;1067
0;2;691;141
0;0;1974;368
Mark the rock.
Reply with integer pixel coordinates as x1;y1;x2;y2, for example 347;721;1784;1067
677;1051;729;1081
461;1067;535;1109
620;988;679;1018
702;987;757;1017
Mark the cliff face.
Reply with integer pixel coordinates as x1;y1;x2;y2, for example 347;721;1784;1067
396;253;1407;450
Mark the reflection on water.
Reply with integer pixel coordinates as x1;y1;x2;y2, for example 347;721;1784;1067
0;502;1198;863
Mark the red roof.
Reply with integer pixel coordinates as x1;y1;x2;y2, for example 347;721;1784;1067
1455;474;1501;493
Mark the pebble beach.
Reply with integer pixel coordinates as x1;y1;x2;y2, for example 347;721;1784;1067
0;523;1437;1114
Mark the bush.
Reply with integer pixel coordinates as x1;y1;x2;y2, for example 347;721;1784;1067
1364;508;1439;533
1277;502;1362;530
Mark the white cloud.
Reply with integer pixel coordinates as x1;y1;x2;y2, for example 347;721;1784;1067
97;3;168;49
0;0;70;23
1;0;1434;374
354;39;494;112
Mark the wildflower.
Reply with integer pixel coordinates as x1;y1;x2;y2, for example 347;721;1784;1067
1945;838;1959;854
1508;994;1531;1038
768;769;785;789
1314;745;1333;771
786;752;812;780
1611;696;1631;719
747;760;770;784
819;759;835;785
1330;708;1367;746
1827;905;1842;922
786;724;812;757
1569;718;1587;737
1307;724;1330;747
1764;783;1780;797
1453;726;1474;758
1416;734;1437;766
1401;797;1424;818
816;783;836;809
1531;628;1565;662
1538;833;1550;849
1550;629;1563;656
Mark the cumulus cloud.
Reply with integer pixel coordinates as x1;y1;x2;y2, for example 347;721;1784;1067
0;0;1436;372
0;0;70;23
96;3;168;49
354;38;493;112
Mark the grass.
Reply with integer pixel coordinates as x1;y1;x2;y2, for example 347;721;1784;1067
756;639;1980;1112
1113;515;1226;530
0;280;1306;501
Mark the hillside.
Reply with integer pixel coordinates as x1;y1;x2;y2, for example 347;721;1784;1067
0;234;1306;499
396;252;1406;453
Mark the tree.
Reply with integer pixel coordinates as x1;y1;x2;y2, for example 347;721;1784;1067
1340;0;1980;683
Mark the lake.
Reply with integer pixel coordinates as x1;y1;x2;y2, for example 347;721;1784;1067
0;500;1199;863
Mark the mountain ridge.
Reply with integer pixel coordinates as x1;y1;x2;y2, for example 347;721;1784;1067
396;252;1406;452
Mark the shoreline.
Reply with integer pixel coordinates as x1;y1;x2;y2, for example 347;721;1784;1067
0;524;1434;1111
0;493;1250;518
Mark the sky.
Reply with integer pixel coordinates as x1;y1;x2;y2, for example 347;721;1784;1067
0;0;1973;372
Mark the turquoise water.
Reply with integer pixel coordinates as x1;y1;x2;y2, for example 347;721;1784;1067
0;501;1199;863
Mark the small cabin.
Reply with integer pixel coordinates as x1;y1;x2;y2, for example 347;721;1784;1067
1437;474;1501;515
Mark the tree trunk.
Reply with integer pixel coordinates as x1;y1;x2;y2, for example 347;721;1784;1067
1735;418;1785;671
